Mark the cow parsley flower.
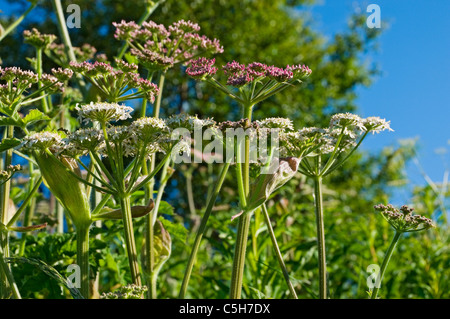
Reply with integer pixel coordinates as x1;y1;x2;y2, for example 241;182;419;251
363;117;394;134
66;128;104;152
256;117;294;131
165;114;215;131
374;204;435;233
23;131;63;152
76;102;134;124
329;113;366;133
130;117;169;144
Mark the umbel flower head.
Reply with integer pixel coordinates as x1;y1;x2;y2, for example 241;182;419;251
75;101;133;124
23;28;57;49
374;204;435;233
100;284;148;299
0;164;22;184
130;117;169;144
22;131;64;152
165;113;216;131
69;60;159;103
114;19;223;71
186;58;312;107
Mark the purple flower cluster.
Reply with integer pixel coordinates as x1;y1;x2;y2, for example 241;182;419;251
218;61;312;87
69;60;158;103
374;204;435;232
185;58;217;80
0;66;72;107
112;19;223;71
112;20;140;41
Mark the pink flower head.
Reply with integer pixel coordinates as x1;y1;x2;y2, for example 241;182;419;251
112;20;140;40
222;61;246;75
69;61;94;74
266;65;293;82
169;20;201;35
246;62;268;78
186;57;217;80
286;64;312;80
226;72;254;87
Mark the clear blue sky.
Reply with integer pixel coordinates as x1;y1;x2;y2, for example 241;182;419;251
1;0;449;195
306;0;450;197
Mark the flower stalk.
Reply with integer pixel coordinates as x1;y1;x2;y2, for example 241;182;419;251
370;231;401;299
179;161;231;298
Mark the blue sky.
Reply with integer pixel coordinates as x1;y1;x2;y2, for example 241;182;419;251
1;0;448;196
306;0;450;196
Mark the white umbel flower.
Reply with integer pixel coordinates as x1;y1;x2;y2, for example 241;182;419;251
130;117;169;143
165;113;215;131
256;117;294;131
363;117;394;134
329;113;365;133
76;102;134;124
23;131;63;151
66;128;104;151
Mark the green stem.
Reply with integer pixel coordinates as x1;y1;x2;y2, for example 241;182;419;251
50;0;87;94
229;211;252;299
261;203;298;299
119;196;141;286
371;231;402;299
153;72;166;119
50;0;76;62
313;174;327;299
147;158;171;299
0;2;37;42
36;48;49;114
7;177;42;228
0;244;21;299
76;224;90;299
144;72;166;298
1;126;13;257
179;161;231;298
229;103;254;299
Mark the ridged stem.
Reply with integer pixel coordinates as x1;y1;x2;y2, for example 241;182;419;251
76;224;90;298
119;196;141;286
313;174;327;299
261;204;298;299
179;162;231;298
371;231;402;299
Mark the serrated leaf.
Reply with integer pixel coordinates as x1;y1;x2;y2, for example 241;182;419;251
0;138;21;152
22;109;50;126
158;216;187;243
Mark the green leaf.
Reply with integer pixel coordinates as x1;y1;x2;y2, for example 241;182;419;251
6;256;84;299
0;138;21;152
0;116;21;127
22;109;50;126
158;200;174;216
158;216;187;243
124;52;139;65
